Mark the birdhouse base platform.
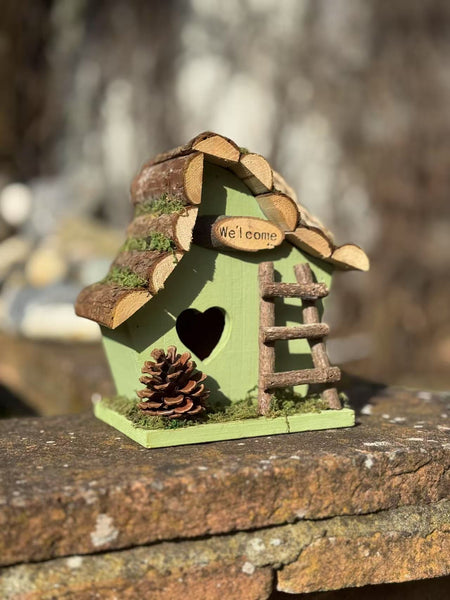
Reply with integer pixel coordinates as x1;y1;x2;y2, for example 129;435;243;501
94;400;355;448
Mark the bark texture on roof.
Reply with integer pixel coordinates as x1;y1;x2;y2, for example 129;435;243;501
75;131;369;328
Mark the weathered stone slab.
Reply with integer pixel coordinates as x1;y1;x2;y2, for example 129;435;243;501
1;501;448;599
0;533;273;600
276;501;450;594
0;386;448;570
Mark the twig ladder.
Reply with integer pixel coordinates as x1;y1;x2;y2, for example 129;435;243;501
258;261;341;415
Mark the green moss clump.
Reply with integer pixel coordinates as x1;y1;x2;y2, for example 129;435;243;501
104;232;178;289
101;387;344;430
121;232;176;254
135;193;185;217
239;146;250;155
206;397;259;423
268;388;329;416
102;397;194;429
103;266;147;288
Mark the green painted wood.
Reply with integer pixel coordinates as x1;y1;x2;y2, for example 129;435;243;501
102;163;333;406
94;400;355;448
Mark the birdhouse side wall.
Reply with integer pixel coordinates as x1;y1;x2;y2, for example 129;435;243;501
101;164;333;404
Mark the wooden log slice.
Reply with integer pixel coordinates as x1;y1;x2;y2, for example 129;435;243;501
297;207;334;241
272;169;298;203
231;153;273;194
130;152;204;207
286;226;333;259
144;141;194;167
126;207;198;251
272;169;334;240
144;131;239;167
193;215;284;252
112;250;182;294
151;252;183;291
75;283;150;329
256;192;299;232
328;244;370;271
192;132;240;165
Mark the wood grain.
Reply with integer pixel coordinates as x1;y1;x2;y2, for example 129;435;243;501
126;207;198;251
272;169;335;241
112;250;182;294
193;215;284;252
256;192;299;232
231;153;273;194
143;131;239;167
192;133;240;164
286;226;333;259
75;283;150;329
130;152;204;206
329;244;370;271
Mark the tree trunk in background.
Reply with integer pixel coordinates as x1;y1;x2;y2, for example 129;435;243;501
1;0;450;389
337;1;450;387
0;0;52;180
42;0;184;226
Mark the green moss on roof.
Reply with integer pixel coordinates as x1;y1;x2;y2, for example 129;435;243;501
135;193;186;217
103;266;147;289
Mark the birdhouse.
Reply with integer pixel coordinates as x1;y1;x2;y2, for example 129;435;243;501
75;132;369;447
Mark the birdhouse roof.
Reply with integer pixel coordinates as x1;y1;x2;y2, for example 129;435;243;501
75;131;369;329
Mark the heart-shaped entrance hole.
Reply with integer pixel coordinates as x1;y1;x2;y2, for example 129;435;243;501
176;307;226;360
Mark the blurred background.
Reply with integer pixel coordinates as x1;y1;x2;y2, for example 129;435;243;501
0;0;449;417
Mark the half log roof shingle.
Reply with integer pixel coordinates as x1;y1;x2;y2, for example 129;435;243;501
75;131;369;329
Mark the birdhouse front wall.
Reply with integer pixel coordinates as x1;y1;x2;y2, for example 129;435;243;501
101;164;333;404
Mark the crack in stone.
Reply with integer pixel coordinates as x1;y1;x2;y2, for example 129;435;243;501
1;498;449;600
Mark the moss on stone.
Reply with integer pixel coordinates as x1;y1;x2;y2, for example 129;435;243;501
135;193;185;217
100;388;345;431
103;267;147;289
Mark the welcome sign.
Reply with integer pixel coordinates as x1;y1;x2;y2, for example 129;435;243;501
207;216;284;251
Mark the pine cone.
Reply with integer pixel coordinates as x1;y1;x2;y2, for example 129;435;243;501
137;346;209;419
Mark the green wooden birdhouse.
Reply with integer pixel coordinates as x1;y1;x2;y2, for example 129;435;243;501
75;132;369;447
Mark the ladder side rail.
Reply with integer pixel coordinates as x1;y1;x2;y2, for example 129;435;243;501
258;262;276;415
294;264;342;410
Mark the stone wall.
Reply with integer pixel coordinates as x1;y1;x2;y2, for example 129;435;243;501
1;385;449;597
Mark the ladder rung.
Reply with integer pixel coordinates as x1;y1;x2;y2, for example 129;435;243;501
262;323;329;343
264;366;341;389
261;282;328;300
